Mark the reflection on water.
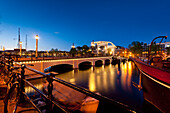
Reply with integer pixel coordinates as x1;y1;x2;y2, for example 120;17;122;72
57;61;143;110
26;61;143;111
57;61;134;93
25;78;45;96
89;72;96;92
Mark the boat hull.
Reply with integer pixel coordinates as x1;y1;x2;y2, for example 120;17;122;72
141;71;170;112
131;58;170;112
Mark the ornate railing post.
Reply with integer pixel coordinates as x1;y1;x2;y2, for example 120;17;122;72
20;64;26;103
47;73;54;112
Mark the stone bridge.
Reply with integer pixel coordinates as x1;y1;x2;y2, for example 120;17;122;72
16;57;112;75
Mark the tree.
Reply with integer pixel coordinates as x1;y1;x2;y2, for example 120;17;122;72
49;48;58;56
70;48;77;57
82;45;89;53
128;41;143;56
55;48;58;51
76;46;82;56
50;48;55;52
76;46;82;51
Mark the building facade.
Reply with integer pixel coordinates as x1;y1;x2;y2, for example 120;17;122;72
142;42;170;57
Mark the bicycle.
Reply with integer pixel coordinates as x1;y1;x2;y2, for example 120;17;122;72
3;64;43;113
3;66;21;113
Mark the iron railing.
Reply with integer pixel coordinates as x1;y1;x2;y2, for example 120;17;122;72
0;55;136;113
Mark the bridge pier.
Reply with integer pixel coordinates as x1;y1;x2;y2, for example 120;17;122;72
92;60;95;67
73;60;79;69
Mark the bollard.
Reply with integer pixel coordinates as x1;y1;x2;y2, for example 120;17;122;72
47;73;54;112
20;64;26;103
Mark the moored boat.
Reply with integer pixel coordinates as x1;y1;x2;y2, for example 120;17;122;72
130;36;170;113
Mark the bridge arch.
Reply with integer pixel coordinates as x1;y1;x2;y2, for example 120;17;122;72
79;61;92;70
51;64;73;74
44;64;73;73
95;60;103;66
105;59;111;65
77;60;93;65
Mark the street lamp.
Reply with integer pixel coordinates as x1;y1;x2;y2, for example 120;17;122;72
20;41;22;57
35;35;39;58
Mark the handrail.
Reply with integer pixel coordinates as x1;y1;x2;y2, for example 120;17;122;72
52;76;135;112
26;66;48;77
0;57;69;113
25;65;136;112
22;78;69;113
24;64;135;112
1;55;136;113
22;92;42;113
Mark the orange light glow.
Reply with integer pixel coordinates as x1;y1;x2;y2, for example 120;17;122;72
35;35;39;39
89;73;96;92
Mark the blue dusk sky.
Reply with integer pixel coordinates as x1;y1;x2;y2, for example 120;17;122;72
0;0;170;51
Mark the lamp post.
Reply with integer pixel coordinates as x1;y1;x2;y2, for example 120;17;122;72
20;41;22;57
35;35;39;58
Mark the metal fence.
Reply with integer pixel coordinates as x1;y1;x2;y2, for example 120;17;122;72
0;55;136;113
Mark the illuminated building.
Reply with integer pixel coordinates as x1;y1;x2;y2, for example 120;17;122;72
142;42;170;57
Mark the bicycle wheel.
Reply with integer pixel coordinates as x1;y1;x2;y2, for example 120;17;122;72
4;82;19;113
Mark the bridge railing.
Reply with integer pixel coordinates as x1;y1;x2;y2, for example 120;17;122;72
14;55;113;62
0;55;136;113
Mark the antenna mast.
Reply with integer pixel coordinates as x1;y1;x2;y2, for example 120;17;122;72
17;28;20;48
26;34;27;50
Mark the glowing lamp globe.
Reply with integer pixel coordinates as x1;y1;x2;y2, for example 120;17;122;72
35;35;39;39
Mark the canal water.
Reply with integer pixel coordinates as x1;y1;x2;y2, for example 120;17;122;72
57;61;144;111
25;61;160;112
